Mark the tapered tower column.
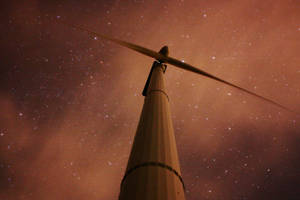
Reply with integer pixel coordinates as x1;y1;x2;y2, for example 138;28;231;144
119;61;185;200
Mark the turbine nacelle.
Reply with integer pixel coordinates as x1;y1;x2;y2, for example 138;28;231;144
159;46;169;56
158;45;169;63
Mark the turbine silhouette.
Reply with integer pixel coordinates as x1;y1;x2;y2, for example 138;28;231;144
60;21;294;113
58;21;297;200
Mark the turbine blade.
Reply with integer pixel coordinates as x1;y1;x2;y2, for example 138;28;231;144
163;56;294;113
60;21;296;114
58;21;166;61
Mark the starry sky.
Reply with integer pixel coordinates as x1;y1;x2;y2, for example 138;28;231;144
1;0;300;199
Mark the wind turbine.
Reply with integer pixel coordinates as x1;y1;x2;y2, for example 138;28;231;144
60;22;295;200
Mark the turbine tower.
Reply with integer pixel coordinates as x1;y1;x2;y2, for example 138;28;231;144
60;21;295;200
119;47;185;199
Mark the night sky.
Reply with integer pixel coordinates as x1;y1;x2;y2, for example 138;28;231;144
1;0;300;199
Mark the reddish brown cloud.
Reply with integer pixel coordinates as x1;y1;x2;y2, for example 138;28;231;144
1;0;299;200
